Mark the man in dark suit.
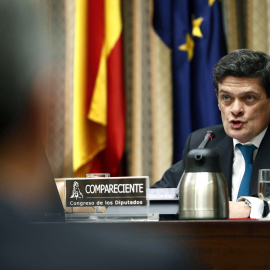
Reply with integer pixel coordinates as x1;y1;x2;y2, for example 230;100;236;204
153;49;270;219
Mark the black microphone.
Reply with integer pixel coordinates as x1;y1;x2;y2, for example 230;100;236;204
198;130;215;149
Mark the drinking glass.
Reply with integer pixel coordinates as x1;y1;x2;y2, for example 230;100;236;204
258;169;270;219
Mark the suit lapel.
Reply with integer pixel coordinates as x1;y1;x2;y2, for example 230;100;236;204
250;126;270;196
215;134;233;200
206;127;233;199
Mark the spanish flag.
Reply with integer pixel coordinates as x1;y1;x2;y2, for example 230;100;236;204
74;0;125;177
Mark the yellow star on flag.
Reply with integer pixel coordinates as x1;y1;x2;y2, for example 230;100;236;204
192;17;204;38
209;0;215;6
178;33;194;61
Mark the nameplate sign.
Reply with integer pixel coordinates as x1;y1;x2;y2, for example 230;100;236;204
65;177;148;207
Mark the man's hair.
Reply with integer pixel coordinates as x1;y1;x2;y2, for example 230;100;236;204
213;49;270;97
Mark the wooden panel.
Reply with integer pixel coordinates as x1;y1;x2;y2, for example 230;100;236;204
35;220;270;268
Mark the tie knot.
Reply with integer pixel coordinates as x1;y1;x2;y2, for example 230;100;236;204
237;144;257;164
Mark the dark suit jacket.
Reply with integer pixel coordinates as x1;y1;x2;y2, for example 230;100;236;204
153;124;270;201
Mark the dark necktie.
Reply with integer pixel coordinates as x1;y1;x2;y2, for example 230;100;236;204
237;144;257;199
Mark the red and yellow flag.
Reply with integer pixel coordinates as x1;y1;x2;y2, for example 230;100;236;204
74;0;125;177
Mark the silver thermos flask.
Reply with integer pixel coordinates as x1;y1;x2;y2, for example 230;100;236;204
178;131;229;220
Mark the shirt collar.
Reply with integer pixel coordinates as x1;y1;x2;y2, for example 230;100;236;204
233;127;268;150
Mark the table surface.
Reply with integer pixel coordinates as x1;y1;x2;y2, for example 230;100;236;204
33;219;270;269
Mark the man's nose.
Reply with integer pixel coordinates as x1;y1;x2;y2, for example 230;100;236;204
231;100;244;115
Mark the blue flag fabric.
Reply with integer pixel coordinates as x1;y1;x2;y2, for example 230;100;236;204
153;0;227;163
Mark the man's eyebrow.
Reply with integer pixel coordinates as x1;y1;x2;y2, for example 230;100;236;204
219;89;260;96
218;90;230;94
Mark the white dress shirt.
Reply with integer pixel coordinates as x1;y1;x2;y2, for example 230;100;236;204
232;128;267;218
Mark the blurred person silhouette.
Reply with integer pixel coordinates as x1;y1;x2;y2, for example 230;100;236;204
0;1;194;269
0;0;64;221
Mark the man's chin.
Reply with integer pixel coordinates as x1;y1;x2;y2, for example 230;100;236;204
225;129;249;142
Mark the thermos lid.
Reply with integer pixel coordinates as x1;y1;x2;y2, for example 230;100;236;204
185;148;222;173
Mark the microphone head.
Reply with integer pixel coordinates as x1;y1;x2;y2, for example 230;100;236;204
205;130;215;140
198;130;216;149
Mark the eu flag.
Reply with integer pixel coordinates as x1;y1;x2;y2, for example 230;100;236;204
153;0;227;163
